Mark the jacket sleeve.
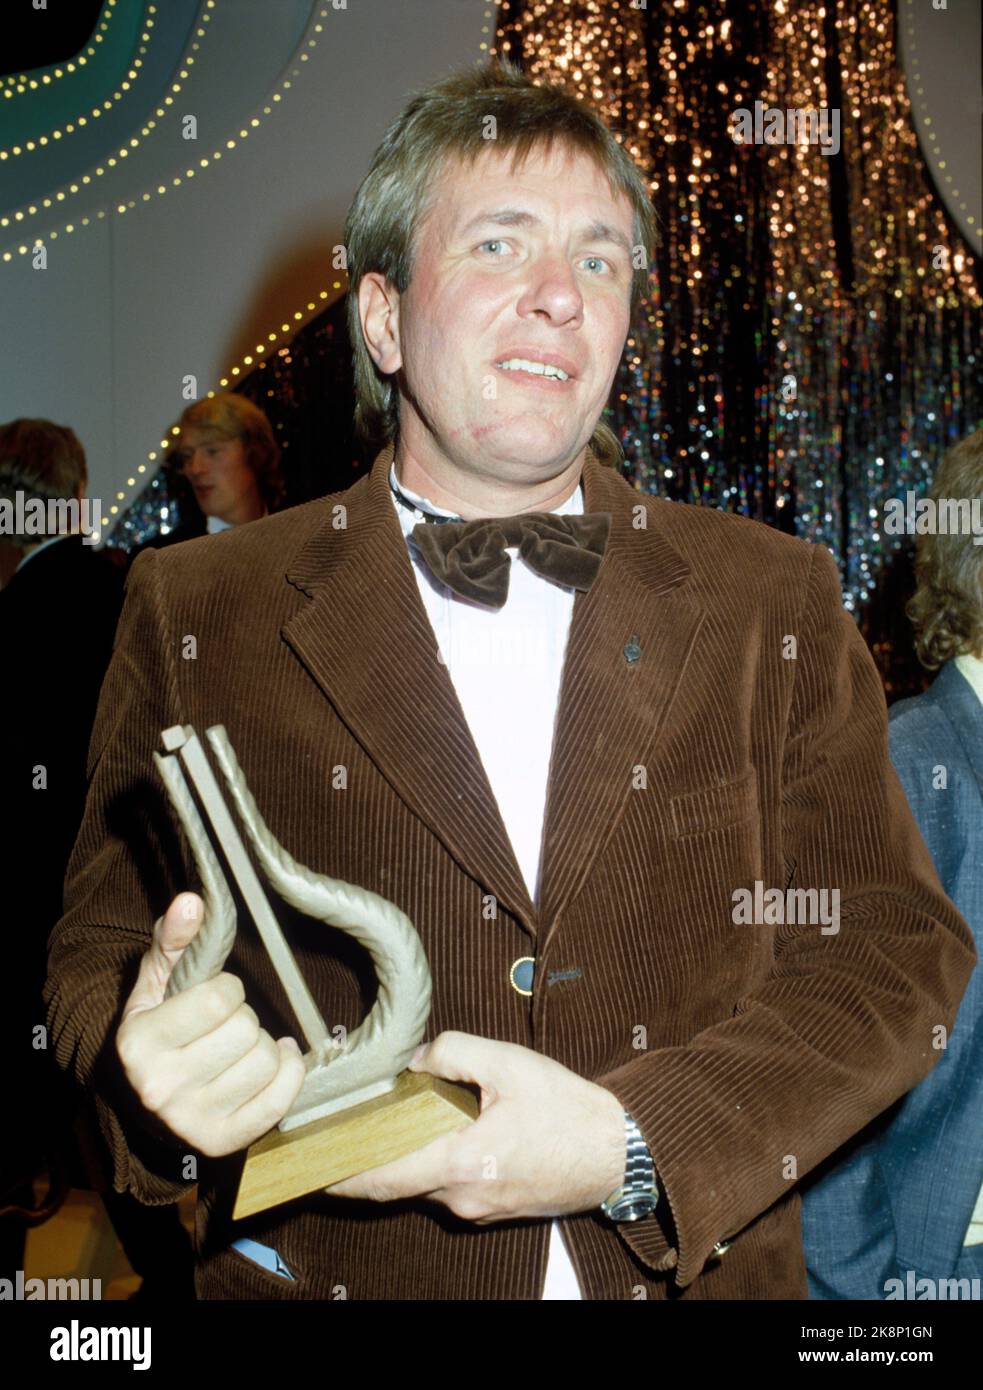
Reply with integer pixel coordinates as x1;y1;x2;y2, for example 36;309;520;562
594;541;978;1287
43;546;199;1205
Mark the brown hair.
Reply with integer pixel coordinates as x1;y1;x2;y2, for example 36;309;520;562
166;393;285;512
906;427;983;668
343;58;658;465
0;418;87;550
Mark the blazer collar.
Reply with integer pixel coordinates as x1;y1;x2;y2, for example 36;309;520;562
926;659;983;800
283;442;706;946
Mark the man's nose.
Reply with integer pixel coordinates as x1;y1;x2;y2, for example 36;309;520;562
517;253;585;324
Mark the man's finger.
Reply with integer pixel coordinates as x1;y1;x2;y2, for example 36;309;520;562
204;1038;307;1153
325;1129;461;1201
408;1030;514;1096
121;892;205;1020
126;972;247;1052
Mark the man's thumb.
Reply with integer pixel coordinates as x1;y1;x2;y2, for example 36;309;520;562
123;892;204;1019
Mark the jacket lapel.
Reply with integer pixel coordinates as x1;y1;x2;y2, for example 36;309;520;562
535;455;706;955
281;443;706;950
931;660;983;802
282;444;538;937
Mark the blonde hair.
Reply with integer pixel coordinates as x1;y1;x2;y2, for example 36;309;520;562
906;427;983;668
343;59;658;466
166;393;285;512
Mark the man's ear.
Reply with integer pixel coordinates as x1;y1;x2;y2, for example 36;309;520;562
358;272;402;376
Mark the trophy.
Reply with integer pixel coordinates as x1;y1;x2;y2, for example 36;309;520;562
153;724;479;1219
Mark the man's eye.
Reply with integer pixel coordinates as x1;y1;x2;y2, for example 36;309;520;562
581;256;611;274
477;239;510;255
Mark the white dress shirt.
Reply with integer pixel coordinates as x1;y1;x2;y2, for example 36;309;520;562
389;459;586;1299
953;650;983;712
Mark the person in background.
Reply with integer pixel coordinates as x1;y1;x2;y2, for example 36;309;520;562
41;60;975;1301
0;418;194;1299
138;394;285;552
801;426;983;1299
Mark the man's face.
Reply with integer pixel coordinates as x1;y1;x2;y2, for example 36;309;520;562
176;430;258;521
377;141;636;483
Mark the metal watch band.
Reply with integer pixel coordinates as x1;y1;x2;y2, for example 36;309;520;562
600;1109;659;1222
623;1112;654;1188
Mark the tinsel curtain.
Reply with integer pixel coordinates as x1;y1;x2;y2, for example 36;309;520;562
119;0;981;700
495;0;981;698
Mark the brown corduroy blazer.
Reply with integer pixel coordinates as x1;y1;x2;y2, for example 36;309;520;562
44;442;976;1300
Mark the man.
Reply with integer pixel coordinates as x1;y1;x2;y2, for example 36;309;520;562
136;394;282;553
45;61;975;1300
0;419;193;1298
801;428;983;1299
1;419;123;1268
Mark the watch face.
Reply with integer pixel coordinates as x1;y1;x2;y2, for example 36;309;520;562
608;1193;658;1222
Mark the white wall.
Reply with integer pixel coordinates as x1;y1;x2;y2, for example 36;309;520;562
899;0;982;257
0;0;494;541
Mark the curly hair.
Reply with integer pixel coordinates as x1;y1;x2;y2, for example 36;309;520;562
906;427;983;669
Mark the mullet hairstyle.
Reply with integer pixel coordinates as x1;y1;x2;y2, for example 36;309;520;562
343;58;659;465
906;427;983;669
165;393;286;513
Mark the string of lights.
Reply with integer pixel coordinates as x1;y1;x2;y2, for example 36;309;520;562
108;0;979;698
0;4;159;165
1;1;219;239
110;3;498;546
1;0;123;96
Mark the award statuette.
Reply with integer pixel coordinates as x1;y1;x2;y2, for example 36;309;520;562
153;724;479;1219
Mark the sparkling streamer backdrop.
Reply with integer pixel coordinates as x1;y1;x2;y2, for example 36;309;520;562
118;0;981;699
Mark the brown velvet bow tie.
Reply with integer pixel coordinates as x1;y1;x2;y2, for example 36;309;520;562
409;510;612;610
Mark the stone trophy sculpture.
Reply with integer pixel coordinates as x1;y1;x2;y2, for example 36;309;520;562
153;724;478;1219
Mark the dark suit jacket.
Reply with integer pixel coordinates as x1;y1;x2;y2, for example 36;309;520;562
801;658;983;1296
1;535;127;1186
43;444;976;1299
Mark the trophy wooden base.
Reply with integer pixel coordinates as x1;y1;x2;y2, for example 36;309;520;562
233;1069;480;1219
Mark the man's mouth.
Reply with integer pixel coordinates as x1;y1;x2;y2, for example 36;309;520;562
493;356;574;383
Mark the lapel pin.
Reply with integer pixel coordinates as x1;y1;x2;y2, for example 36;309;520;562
624;634;642;664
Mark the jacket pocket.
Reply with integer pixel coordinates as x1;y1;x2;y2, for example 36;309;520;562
223;1241;306;1296
669;766;759;838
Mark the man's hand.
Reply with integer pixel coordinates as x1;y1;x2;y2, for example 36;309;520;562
324;1032;626;1223
115;892;307;1157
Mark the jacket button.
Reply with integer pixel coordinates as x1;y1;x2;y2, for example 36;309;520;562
711;1240;731;1258
509;957;535;996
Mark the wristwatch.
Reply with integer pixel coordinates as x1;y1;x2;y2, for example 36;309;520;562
600;1109;659;1222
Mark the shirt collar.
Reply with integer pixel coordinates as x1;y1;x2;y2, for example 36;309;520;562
953;651;983;712
388;459;584;536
